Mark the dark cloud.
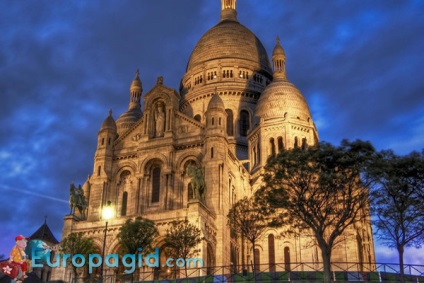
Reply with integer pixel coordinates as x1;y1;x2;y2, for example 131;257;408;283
0;0;423;265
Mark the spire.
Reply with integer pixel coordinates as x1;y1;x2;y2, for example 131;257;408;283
220;0;238;21
129;69;142;109
272;36;287;79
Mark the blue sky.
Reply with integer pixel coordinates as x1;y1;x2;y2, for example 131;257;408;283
0;0;423;265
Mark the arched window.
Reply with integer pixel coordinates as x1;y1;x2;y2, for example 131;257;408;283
268;234;276;272
212;117;215;125
151;167;161;203
254;248;260;271
284;247;291;271
270;138;276;156
194;114;201;122
239;110;250;137
302;138;308;150
226;109;234;136
230;244;238;273
121;192;128;216
294;137;299;148
211;147;214;158
278;137;284;152
206;243;215;275
356;233;364;268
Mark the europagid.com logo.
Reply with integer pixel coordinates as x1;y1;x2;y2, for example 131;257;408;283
32;247;204;274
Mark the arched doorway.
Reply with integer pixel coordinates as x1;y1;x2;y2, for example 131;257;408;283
284;247;291;271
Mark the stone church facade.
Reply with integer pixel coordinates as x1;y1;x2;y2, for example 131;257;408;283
57;0;375;280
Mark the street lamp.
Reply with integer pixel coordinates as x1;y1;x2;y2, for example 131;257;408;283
100;201;114;282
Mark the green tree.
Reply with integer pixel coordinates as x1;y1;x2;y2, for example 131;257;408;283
117;217;158;282
164;220;203;278
368;150;424;283
60;232;97;279
258;140;375;283
227;196;269;273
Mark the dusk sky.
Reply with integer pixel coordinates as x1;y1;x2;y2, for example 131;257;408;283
1;1;423;265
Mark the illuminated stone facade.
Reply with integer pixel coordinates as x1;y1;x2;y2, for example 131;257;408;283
56;0;375;280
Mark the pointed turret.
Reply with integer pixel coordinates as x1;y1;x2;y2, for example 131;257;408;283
220;0;238;21
272;36;287;80
129;69;142;109
116;70;143;135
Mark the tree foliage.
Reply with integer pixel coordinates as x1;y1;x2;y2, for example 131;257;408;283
257;140;375;283
60;232;97;278
164;220;203;277
227;196;270;271
368;150;424;282
117;217;158;255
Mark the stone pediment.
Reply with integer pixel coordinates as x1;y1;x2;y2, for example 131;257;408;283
114;118;144;146
173;111;204;138
143;79;180;111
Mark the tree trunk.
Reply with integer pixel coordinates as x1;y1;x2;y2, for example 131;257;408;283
72;266;78;283
398;245;405;283
320;246;332;283
252;240;256;283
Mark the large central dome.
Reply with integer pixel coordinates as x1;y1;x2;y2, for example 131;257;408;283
179;0;274;160
186;19;271;74
180;1;273;113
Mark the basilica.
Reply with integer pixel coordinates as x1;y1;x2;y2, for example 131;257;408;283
56;0;375;280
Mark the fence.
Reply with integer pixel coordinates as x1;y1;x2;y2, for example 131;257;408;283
70;262;424;283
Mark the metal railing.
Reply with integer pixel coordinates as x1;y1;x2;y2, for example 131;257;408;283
66;262;424;283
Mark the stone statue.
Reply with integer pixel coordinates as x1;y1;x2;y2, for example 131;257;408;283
69;183;88;219
186;164;206;201
69;183;76;214
154;102;165;137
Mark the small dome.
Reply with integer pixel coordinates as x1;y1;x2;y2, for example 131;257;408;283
130;69;142;91
116;107;142;135
255;78;313;121
100;110;117;132
207;93;225;111
273;37;286;58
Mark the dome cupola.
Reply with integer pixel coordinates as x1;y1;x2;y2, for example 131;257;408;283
205;90;227;137
207;91;225;111
129;69;142;109
255;38;313;123
220;0;237;22
116;70;143;136
100;109;117;132
272;36;287;80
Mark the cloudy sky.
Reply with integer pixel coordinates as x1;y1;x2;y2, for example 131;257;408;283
1;0;423;265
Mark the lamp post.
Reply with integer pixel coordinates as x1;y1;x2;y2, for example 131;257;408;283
100;201;114;283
